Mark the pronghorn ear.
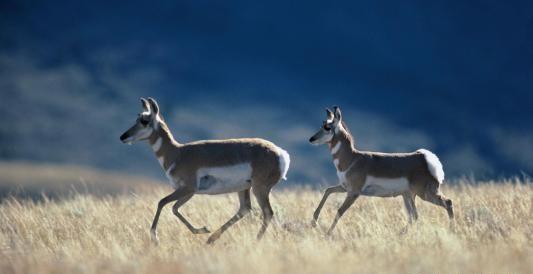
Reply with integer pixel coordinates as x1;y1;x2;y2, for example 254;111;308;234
326;108;334;121
333;106;342;121
140;98;150;112
147;97;159;116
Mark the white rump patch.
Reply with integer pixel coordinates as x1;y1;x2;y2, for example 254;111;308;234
152;137;162;152
274;146;291;180
417;149;445;184
196;163;253;195
361;176;410;197
331;142;341;155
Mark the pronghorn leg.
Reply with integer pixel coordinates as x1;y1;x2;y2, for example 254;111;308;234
402;192;418;224
172;194;210;234
326;192;359;235
421;189;454;220
150;188;194;244
206;189;252;244
253;186;274;240
312;185;346;227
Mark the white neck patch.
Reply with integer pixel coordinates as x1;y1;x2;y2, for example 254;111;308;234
157;156;165;168
152;137;162;152
331;142;341;155
166;163;176;176
333;158;340;169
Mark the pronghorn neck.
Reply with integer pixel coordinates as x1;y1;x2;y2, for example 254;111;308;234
148;116;180;170
329;122;356;171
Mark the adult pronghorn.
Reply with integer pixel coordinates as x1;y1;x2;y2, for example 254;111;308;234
309;106;454;234
120;98;290;244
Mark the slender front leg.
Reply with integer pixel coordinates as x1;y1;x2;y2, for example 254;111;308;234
150;187;194;244
326;192;359;235
206;189;252;244
312;185;346;226
172;194;210;234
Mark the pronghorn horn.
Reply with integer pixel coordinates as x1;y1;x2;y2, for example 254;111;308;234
140;98;150;111
333;106;342;120
326;108;334;118
147;97;159;115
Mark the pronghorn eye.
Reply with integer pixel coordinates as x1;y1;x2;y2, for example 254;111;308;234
324;125;331;131
140;118;149;126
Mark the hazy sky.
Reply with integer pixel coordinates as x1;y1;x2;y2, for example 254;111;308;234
1;1;532;182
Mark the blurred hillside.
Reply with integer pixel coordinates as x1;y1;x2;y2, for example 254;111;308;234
0;1;532;183
0;162;159;200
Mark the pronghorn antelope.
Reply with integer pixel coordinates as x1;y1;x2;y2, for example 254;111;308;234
120;98;290;244
309;106;454;234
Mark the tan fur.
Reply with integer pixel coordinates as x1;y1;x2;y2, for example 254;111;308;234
328;126;435;193
121;98;288;244
311;107;454;234
149;124;283;191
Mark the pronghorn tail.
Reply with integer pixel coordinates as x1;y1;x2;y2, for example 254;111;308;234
275;146;291;180
417;149;445;184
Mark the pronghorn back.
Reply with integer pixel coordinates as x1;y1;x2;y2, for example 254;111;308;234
165;138;289;194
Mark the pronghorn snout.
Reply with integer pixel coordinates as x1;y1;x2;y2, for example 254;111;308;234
120;132;133;144
309;136;317;143
119;132;129;143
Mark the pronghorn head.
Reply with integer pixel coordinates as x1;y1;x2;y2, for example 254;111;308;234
120;97;161;144
309;106;342;145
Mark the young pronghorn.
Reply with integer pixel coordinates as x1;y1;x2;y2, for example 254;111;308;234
309;106;454;234
120;98;290;244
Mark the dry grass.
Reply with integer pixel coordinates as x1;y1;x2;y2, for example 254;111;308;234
0;181;531;274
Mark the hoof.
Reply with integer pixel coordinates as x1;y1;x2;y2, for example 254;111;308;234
150;230;160;245
206;237;217;245
206;232;221;245
311;220;318;228
399;226;409;235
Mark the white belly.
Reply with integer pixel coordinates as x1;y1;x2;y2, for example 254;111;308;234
361;176;410;197
196;163;253;195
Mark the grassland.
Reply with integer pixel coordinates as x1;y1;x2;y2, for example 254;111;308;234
0;164;531;274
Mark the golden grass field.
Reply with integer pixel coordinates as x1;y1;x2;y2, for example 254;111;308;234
0;163;531;274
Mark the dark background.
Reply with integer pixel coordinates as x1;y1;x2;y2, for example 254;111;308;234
1;0;532;184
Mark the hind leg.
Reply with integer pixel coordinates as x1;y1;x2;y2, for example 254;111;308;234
420;185;454;220
206;189;252;244
402;192;418;224
253;185;274;240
